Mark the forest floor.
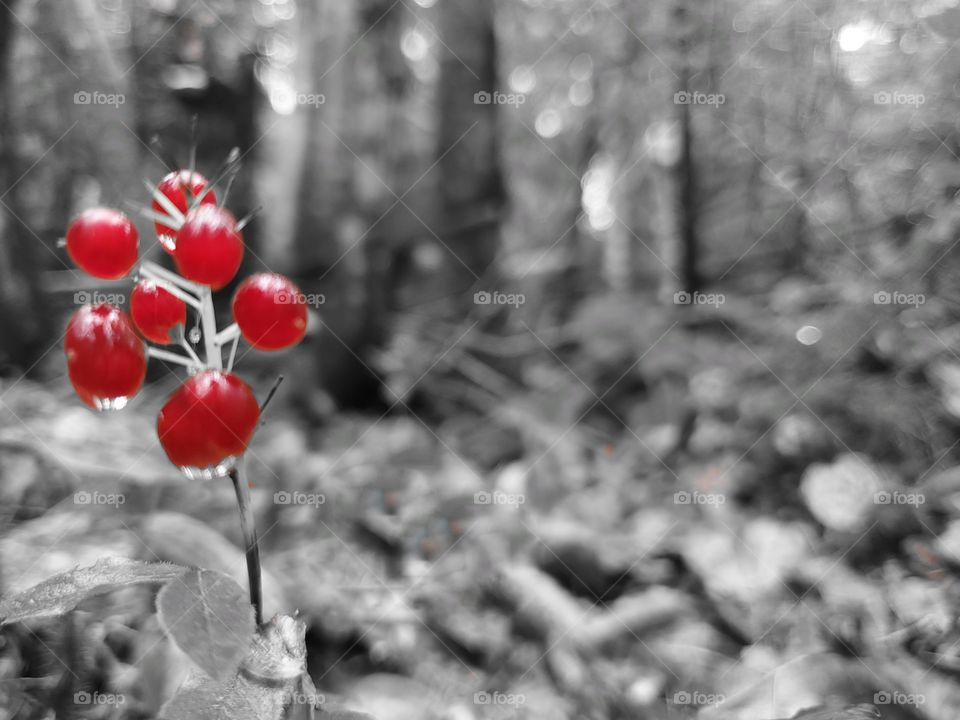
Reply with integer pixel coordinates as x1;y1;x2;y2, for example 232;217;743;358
1;283;960;719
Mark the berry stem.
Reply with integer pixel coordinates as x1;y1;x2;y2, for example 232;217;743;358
143;179;186;223
178;334;202;366
132;205;182;231
213;322;241;346
147;346;200;369
198;287;222;370
139;261;205;297
229;463;263;625
226;335;239;372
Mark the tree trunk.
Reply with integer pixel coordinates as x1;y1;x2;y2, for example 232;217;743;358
673;3;701;294
436;0;504;309
0;0;51;370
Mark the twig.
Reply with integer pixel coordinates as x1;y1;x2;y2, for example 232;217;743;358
259;375;284;416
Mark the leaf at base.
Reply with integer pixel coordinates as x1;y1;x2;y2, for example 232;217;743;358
157;568;255;681
0;557;187;624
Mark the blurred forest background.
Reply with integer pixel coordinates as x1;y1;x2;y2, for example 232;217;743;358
7;0;960;718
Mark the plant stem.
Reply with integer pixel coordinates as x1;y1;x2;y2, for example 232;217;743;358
147;346;200;369
230;463;263;625
198;286;222;369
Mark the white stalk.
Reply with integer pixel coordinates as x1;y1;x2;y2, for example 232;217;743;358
179;337;202;366
226;335;239;372
148;346;200;369
140;261;206;296
137;271;203;311
135;206;183;231
198;286;222;370
143;179;186;223
214;322;241;346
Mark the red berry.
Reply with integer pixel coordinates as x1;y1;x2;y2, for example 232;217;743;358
130;280;187;344
174;205;244;290
65;304;146;410
157;371;260;473
232;273;308;351
65;208;139;280
152;170;217;253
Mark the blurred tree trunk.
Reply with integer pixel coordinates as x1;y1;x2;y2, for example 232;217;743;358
784;14;812;272
0;0;50;370
291;0;393;409
436;0;503;309
672;2;701;294
293;0;355;272
543;113;595;318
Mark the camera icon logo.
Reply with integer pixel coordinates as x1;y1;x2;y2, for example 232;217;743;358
874;491;892;505
74;691;92;704
274;491;292;505
474;491;492;505
474;291;492;305
74;491;92;505
874;91;891;105
674;491;691;504
673;691;692;704
74;91;91;105
473;692;491;705
474;91;492;105
873;291;891;305
874;691;891;705
673;291;692;305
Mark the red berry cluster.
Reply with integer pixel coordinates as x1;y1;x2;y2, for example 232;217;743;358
63;170;311;477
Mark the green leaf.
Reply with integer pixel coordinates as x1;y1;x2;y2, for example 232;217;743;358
157;568;256;681
0;557;187;624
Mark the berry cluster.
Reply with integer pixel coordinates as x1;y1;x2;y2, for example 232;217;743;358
64;170;309;478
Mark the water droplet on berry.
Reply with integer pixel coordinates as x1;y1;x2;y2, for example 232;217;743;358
93;396;130;411
188;327;202;344
179;456;240;480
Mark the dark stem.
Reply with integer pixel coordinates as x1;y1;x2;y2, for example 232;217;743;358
229;463;263;625
259;375;284;418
